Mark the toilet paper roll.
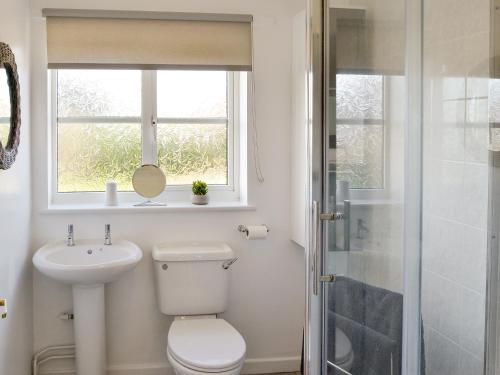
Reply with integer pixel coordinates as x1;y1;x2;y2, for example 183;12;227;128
245;225;268;240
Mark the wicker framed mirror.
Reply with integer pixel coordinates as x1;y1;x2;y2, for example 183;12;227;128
0;42;20;170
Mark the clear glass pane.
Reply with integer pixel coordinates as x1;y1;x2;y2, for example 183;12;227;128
336;124;384;189
336;74;383;120
57;123;141;192
157;123;228;185
0;68;9;145
57;70;141;117
157;71;227;118
421;0;490;373
325;3;407;374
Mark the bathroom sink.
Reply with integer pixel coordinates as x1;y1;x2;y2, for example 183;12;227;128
33;239;143;285
33;239;142;375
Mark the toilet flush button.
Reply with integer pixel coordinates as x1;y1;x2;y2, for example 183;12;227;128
0;298;7;319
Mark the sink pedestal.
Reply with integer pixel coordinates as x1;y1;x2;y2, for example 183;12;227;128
73;284;106;375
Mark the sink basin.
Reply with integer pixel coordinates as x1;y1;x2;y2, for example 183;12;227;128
33;239;142;285
33;239;143;375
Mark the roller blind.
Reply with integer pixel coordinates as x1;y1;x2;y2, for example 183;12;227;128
44;9;253;71
330;8;405;75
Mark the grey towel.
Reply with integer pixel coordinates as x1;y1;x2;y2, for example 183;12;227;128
329;312;399;375
327;276;422;375
298;276;425;375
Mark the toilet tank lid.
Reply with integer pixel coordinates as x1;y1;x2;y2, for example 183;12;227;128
153;241;234;262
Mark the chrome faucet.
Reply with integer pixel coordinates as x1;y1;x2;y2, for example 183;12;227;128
67;224;75;247
104;224;112;245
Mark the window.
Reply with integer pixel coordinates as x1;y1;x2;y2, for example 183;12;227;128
335;74;385;190
52;69;241;201
156;71;230;185
56;70;142;192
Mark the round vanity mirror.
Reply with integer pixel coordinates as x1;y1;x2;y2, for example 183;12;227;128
0;68;9;147
132;165;166;205
0;42;21;170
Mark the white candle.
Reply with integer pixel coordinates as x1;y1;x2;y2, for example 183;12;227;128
105;180;118;206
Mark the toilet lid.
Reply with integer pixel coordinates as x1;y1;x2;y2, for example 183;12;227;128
335;328;353;364
168;318;246;372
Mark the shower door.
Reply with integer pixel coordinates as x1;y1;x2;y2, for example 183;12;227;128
306;0;422;374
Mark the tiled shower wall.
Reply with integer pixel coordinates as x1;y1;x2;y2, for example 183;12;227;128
421;0;490;373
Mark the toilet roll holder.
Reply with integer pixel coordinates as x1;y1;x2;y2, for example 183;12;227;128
237;224;270;235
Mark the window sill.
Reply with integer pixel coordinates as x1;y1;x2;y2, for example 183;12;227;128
348;199;402;206
41;201;256;214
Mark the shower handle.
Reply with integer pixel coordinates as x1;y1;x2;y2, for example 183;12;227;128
312;201;320;295
320;274;336;283
319;212;345;221
320;200;351;252
312;201;339;295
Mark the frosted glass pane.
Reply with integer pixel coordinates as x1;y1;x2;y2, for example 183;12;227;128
336;124;384;189
57;70;141;117
157;71;227;118
0;68;9;146
337;74;383;120
57;123;141;192
157;123;228;185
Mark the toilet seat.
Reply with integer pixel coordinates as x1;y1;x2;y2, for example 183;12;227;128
167;349;244;375
168;318;246;373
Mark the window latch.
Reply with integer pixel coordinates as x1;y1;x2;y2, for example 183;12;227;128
151;115;157;142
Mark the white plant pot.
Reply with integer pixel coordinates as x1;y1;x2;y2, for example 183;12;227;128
191;194;209;205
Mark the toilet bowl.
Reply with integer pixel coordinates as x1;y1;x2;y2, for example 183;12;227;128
152;242;246;375
167;317;246;375
334;328;354;372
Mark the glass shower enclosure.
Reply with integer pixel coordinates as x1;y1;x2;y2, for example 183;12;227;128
304;0;495;374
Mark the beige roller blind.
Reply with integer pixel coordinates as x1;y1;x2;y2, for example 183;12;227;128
331;8;405;75
44;10;253;71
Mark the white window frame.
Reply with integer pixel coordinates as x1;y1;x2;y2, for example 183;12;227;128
49;70;242;205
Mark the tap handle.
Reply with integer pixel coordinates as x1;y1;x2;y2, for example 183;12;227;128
68;224;73;234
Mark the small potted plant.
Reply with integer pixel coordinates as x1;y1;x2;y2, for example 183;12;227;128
191;180;209;205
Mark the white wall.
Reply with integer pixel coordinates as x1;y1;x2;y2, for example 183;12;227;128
290;10;307;249
0;1;32;374
421;0;490;373
30;1;306;374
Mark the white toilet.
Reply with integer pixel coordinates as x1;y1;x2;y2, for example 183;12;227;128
334;327;354;371
153;241;246;375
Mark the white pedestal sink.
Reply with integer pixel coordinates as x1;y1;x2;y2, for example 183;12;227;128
33;239;143;375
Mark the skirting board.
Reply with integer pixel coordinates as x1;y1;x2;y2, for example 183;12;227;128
39;356;301;375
